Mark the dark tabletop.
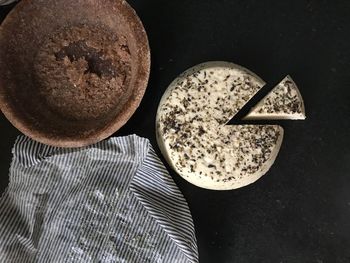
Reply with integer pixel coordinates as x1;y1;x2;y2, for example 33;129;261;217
1;1;350;262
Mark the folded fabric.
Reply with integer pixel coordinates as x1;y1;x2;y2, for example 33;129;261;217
0;0;16;5
0;135;198;263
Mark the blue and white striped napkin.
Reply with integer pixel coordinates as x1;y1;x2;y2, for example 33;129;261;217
0;135;199;263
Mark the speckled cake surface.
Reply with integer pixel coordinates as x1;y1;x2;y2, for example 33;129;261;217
156;62;284;190
244;75;306;120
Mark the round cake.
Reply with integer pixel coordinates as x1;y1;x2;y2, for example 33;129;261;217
156;62;284;190
0;0;150;147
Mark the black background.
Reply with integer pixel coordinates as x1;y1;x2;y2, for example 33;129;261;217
1;1;350;262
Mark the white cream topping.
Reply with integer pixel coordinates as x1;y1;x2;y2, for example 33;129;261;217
156;62;284;190
245;75;306;120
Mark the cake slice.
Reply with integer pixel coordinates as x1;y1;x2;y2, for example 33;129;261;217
244;76;306;120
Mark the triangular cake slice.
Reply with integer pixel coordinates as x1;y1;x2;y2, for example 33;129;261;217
244;75;306;120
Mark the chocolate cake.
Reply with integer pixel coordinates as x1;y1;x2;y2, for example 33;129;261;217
0;0;150;147
35;25;132;121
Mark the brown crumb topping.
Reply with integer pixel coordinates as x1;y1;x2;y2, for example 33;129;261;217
34;24;131;121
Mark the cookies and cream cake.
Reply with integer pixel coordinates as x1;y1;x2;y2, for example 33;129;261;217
156;62;284;190
244;75;306;120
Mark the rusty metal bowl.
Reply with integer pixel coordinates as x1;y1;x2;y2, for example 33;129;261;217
0;0;150;147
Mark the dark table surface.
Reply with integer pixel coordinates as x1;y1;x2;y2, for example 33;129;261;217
1;1;350;262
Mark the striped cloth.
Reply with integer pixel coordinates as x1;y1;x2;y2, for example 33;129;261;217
0;135;199;263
